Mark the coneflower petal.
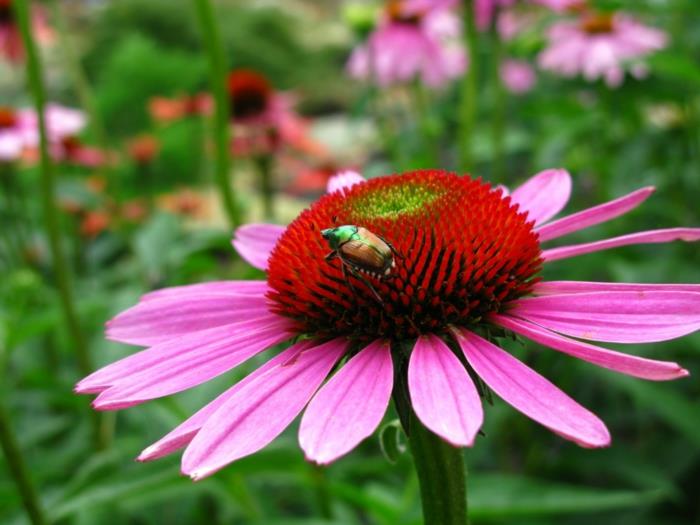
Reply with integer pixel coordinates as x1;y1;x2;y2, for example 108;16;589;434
140;280;268;302
536;186;654;242
533;280;700;296
300;339;393;464
542;227;700;262
509;291;700;343
232;223;285;271
138;343;310;462
182;338;347;480
408;334;483;447
452;328;611;448
326;170;365;194
107;293;272;346
491;314;689;380
510;169;572;226
84;316;293;406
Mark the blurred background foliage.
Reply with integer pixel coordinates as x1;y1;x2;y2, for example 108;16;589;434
1;0;699;524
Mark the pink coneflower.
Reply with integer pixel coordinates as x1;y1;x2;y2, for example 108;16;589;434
0;0;53;64
148;93;212;124
538;11;667;87
500;59;536;94
347;0;466;88
77;168;698;479
1;104;86;162
227;69;326;159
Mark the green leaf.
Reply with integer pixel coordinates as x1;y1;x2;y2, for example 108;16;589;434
378;419;406;464
469;474;669;518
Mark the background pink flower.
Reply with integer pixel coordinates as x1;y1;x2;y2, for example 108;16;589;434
538;12;667;87
501;59;536;93
347;1;467;88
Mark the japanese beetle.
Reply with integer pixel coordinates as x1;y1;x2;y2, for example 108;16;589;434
321;225;400;301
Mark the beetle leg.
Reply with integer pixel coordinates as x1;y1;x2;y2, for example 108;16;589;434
325;251;337;261
347;265;384;305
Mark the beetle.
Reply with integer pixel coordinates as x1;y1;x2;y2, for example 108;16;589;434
321;225;400;302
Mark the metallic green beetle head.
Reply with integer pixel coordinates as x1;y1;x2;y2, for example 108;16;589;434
321;225;358;250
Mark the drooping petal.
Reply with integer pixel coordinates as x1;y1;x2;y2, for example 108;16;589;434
141;280;268;302
536;187;655;242
326;170;365;194
231;224;285;271
533;280;700;296
510;169;572;226
491;314;689;380
107;293;271;346
542;228;700;262
407;335;483;447
82;315;293;407
299;340;393;464
182;338;347;480
508;291;700;343
452;328;610;448
138;342;311;462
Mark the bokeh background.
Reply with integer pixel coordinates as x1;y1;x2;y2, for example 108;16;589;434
1;0;699;523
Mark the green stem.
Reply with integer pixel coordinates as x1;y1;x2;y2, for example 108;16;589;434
0;401;47;525
392;347;468;525
408;411;468;525
412;80;440;165
14;0;106;450
458;0;478;173
192;0;242;229
254;155;275;221
490;13;505;182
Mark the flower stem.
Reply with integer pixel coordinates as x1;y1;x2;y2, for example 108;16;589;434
14;0;106;450
458;0;478;173
408;410;468;525
254;155;275;221
392;348;468;525
192;0;242;228
490;12;505;182
0;401;47;525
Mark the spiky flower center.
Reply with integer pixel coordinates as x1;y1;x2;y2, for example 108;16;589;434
267;171;542;341
0;107;17;128
386;0;422;25
581;13;615;34
227;69;272;120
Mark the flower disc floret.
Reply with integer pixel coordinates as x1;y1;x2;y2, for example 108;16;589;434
267;170;542;340
227;69;272;120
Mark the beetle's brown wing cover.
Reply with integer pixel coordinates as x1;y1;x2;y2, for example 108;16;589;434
340;239;387;273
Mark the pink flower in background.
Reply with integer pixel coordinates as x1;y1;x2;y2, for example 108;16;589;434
501;59;536;94
531;0;583;12
148;93;211;123
0;104;86;162
475;0;516;31
227;69;327;159
0;0;54;64
347;0;466;88
538;12;667;87
77;167;698;479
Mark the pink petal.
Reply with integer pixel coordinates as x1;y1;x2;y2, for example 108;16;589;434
542;228;700;262
138;342;312;462
182;338;347;480
509;291;700;343
141;280;268;302
106;293;271;346
452;328;610;448
408;335;483;447
326;170;365;194
491;314;689;380
536;187;655;242
299;340;393;464
231;223;285;271
82;315;293;406
533;281;700;296
510;169;572;226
